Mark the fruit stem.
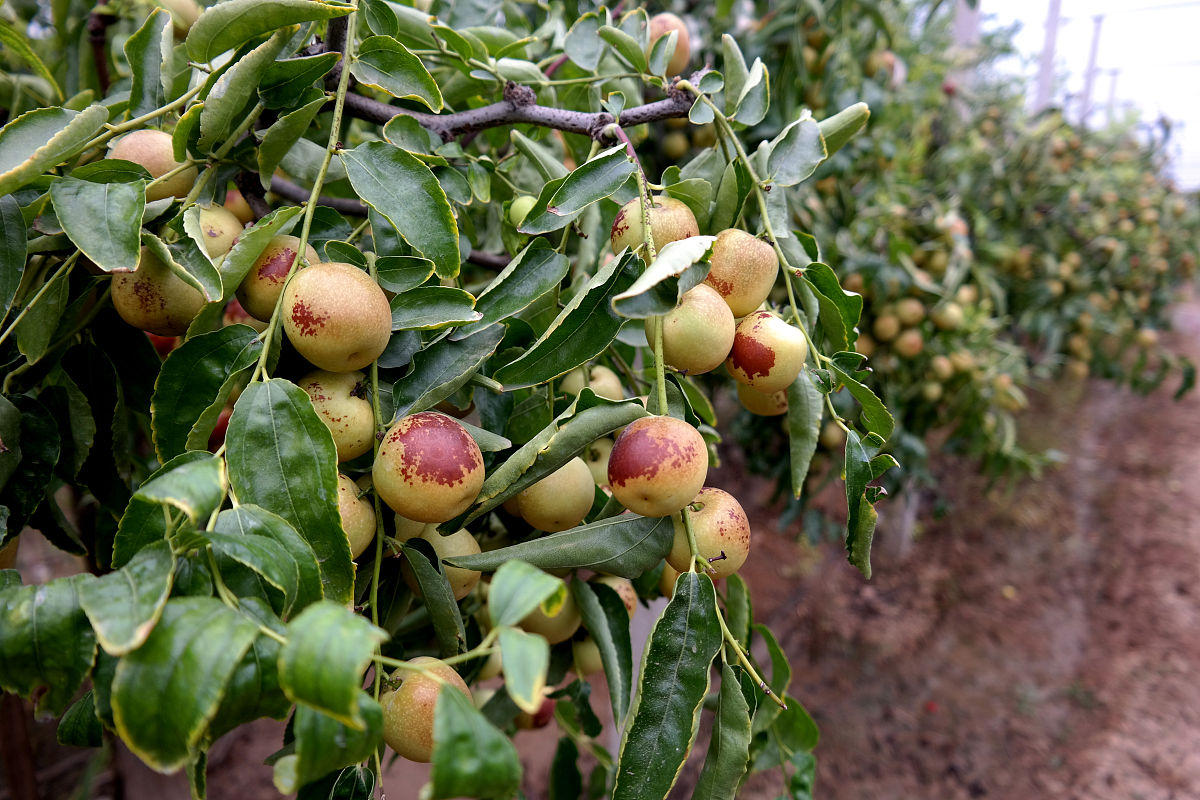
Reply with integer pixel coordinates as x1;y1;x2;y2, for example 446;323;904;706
680;508;702;573
86;84;204;151
0;252;77;350
181;102;266;207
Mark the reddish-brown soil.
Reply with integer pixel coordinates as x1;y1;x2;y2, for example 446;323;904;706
5;304;1200;800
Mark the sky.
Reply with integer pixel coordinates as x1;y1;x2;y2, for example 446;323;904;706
983;0;1200;190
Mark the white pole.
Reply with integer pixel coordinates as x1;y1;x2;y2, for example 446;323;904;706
1034;0;1063;112
1079;15;1105;126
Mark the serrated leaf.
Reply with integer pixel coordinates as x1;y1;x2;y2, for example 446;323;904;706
613;572;721;799
214;505;323;613
492;253;636;389
141;231;222;303
49;177;145;272
787;371;823;498
0;573;96;716
0;104;108;197
0;20;62;101
768;113;826;187
390;286;480;330
829;365;893;440
731;59;769;127
207;602;292;739
209;530;300;615
499;627;549;714
216;205;304;299
564;12;603;70
57;690;103;747
78;540;174;656
259;52;340;109
187;0;353;62
598;25;647;73
257;96;326;189
199;30;290;153
226;379;353;604
518;146;636;235
279;601;386;727
341;141;460;278
0;195;26;319
448;514;674;578
510;129;569;182
401;539;468;657
611;235;715;318
390;325;504;421
819;102;870;157
571;579;632;724
351;35;443;111
123;9;171;117
274;695;382;793
487;560;562;627
111;451;210;567
430;689;522;800
134;451;226;525
694;661;752;799
451;241;570;340
111;597;258;770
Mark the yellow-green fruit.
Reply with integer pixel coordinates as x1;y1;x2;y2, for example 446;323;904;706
110;129;197;201
572;637;604;677
560;364;623;400
394;515;430;543
647;12;691;76
591;575;637;619
582;438;614;487
299;370;374;462
509;195;536;228
872;314;900;342
607;416;708;518
703;229;779;318
196;205;242;259
374;412;485;523
401;528;481;601
666;487;750;580
158;0;202;36
736;383;788;416
819;420;845;450
516;457;595;532
236;235;320;321
477;648;503;681
381;657;471;763
1065;359;1090;380
930;302;964;331
337;474;376;559
223;186;255;225
662;131;689;160
725;312;809;393
521;591;581;644
921;381;943;403
112;246;205;335
281;261;392;372
1135;328;1159;348
659;562;680;598
610;196;699;256
893;329;924;359
895;297;925;327
646;284;735;375
929;355;954;381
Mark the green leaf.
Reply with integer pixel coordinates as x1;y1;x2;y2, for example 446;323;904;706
226;379;354;604
390;286;480;330
141;231;222;303
448;514;674;578
57;690;103;747
0;20;62;101
768;114;827;187
341;141;460;278
488;560;562;628
564;12;603;70
0;195;26;320
77;540;174;656
110;451;209;568
550;737;584;800
49;177;145;272
499;627;549;714
123;9;171;117
207;606;292;738
401;539;468;657
804;261;862;350
274;695;382;793
134;451;226;526
216;205;304;299
752;697;819;772
375;255;433;292
571;579;632;724
430;689;522;800
787;371;823;499
456;394;647;525
451;241;570;340
510;129;569;181
200;30;290;152
0;104;108;197
710;159;752;234
279;601;386;727
647;29;679;76
518;145;636;235
111;597;258;770
694;661;752;799
213;505;323;613
598;25;648;73
731;59;769;127
257;96;327;189
829;365;893;440
819;102;870;157
351;35;443;111
390;325;504;421
724;574;752;650
15;261;68;362
611;235;716;318
613;572;722;799
492;253;635;390
844;429;877;579
259;52;340;109
208;530;300;615
0;573;96;716
720;35;749;117
187;0;354;62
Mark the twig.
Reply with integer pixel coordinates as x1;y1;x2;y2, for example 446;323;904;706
269;175;368;216
233;171;271;220
86;1;115;94
467;250;512;269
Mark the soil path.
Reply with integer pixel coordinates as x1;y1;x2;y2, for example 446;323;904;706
730;299;1200;800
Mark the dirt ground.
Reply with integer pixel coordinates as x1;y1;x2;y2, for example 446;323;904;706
5;303;1200;800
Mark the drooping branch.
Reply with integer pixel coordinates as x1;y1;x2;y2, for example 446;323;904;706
340;79;701;143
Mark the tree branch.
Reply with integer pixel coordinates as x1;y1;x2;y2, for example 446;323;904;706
269;175;368;216
339;77;702;142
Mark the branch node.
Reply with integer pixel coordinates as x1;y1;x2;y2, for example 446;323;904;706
504;82;536;107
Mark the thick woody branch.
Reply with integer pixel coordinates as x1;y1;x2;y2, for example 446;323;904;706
340;78;701;142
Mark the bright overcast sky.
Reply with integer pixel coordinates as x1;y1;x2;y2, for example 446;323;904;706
984;0;1200;189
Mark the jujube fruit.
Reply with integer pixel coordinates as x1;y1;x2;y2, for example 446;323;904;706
610;196;699;256
109;129;197;201
195;205;242;259
703;229;779;317
401;527;481;601
373;412;484;523
560;364;623;400
112;246;205;336
516;457;595;532
646;283;735;375
666;487;750;579
299;370;374;462
281;261;392;372
725;311;809;393
647;12;691;76
520;591;581;644
381;658;471;763
336;474;376;559
607;415;708;517
237;235;319;321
